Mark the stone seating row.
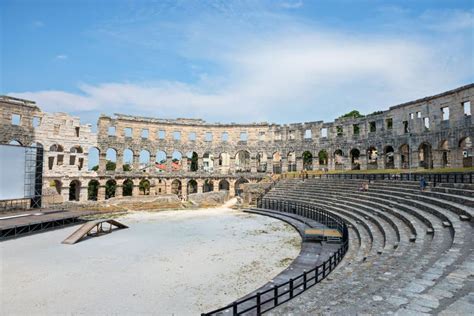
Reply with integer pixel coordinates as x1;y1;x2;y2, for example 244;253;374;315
263;178;472;315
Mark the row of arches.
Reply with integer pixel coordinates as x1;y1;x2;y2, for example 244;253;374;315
62;178;250;201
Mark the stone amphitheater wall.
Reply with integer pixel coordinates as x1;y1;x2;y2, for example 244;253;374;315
0;84;472;204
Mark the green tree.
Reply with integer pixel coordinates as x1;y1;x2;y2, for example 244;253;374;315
91;165;99;171
139;180;150;195
106;160;116;171
123;179;133;196
189;152;198;171
340;110;364;119
123;164;131;171
87;180;99;201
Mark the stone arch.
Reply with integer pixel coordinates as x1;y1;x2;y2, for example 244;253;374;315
439;140;449;168
187;151;199;172
123;179;134;196
367;146;378;170
156;178;166;194
203;179;214;192
318;150;328;168
52;180;62;194
350;148;360;170
384;145;395;169
287;151;296;172
49;144;64;152
172;151;183;171
139;149;151;169
187;179;198;194
105;179;117;199
87;180;99;201
272;152;282;174
334;149;344;170
123;149;134;171
400;144;410;169
155;150;167;172
234;178;249;196
171;179;182;196
219;179;230;191
203;152;214;172
88;147;100;171
70;146;83;154
9;140;22;146
105;148;117;171
459;136;472;167
302;151;313;170
139;179;151;195
235;150;251;173
418;142;433;169
256;152;268;172
68;180;81;201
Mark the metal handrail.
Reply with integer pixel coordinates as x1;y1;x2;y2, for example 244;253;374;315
202;199;349;316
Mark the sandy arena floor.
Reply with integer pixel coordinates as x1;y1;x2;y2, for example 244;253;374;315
0;207;301;315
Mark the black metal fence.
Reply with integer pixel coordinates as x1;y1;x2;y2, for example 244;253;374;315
281;172;474;184
202;199;349;316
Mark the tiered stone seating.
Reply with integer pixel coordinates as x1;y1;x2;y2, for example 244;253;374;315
264;177;473;315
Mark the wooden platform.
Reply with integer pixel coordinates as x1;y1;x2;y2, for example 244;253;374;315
0;209;98;240
304;228;342;242
62;219;128;244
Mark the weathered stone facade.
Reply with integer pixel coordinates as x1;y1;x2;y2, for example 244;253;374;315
1;84;473;206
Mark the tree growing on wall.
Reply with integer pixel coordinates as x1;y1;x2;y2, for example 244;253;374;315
106;161;116;171
339;110;364;119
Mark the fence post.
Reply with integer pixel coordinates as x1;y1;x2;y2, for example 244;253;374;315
256;292;261;315
315;266;319;282
303;270;307;290
273;285;278;306
290;278;294;299
233;302;238;315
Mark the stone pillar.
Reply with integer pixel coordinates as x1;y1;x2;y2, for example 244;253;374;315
250;156;257;173
229;180;235;197
213;157;220;174
167;156;173;172
360;154;368;170
133;155;140;171
116;153;123;172
149;183;156;195
182;180;188;198
61;179;71;202
115;185;123;198
213;181;219;192
99;153;107;171
197;180;203;193
281;157;288;173
79;185;88;202
296;157;303;171
97;180;106;201
197;157;203;172
229;157;235;174
132;179;140;196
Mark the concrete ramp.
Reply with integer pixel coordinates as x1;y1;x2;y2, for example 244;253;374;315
62;219;128;245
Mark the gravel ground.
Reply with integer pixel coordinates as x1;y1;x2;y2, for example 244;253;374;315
0;207;300;315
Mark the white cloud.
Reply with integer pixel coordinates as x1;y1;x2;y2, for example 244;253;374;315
10;8;473;124
55;54;68;60
279;1;303;9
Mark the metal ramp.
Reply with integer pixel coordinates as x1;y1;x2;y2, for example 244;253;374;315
62;219;128;245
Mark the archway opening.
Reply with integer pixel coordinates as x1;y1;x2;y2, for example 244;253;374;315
302;151;313;170
400;144;410;169
139;179;151;195
272;152;282;174
203;179;214;192
187;179;198;194
418;143;432;169
318;150;328;169
139;150;151;169
187;151;199;172
235;178;249;196
105;180;116;199
235;150;251;173
350;148;360;170
123;149;134;171
105;148;117;171
203;152;214;172
439;140;449;168
87;180;99;201
334;149;344;170
384;146;395;169
219;179;230;191
88;147;100;171
172;151;182;171
69;180;81;201
287;152;296;172
171;179;182;196
123;179;134;196
367;146;378;170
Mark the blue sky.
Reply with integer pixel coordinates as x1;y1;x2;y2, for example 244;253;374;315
2;0;473;126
